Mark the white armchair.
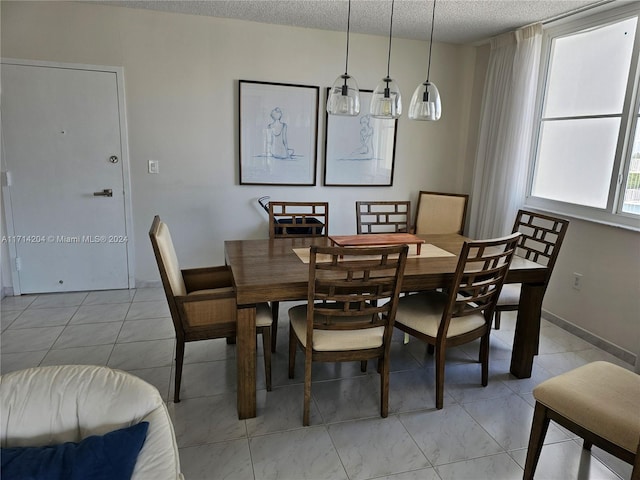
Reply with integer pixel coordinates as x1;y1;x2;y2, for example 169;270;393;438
0;365;183;479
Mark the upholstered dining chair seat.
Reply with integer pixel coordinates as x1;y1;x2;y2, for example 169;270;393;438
396;292;486;338
534;361;640;452
495;283;520;306
524;361;640;479
289;305;385;351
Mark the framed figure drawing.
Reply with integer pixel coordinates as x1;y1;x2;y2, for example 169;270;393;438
323;89;398;186
239;80;319;185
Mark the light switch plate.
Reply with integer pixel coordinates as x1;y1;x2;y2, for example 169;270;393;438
148;160;159;174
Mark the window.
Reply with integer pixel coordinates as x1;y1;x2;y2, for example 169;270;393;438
528;5;640;229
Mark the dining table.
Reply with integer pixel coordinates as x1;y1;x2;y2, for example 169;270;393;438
224;233;548;419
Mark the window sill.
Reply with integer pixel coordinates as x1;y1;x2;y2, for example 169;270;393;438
524;198;640;233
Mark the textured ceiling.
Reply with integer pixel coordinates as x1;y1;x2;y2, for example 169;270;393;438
89;0;620;44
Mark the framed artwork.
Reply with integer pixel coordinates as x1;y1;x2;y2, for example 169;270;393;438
323;89;398;186
239;80;319;185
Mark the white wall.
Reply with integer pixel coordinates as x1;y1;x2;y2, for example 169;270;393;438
1;1;480;286
544;218;640;358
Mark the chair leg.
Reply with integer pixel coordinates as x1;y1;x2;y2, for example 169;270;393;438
361;360;368;372
261;327;272;391
523;402;551;480
288;325;296;379
435;344;446;409
303;351;312;426
494;310;501;330
632;441;640;480
270;301;279;353
174;339;185;403
380;355;389;418
480;333;489;387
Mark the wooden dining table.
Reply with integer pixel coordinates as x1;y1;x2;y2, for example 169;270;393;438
224;233;548;419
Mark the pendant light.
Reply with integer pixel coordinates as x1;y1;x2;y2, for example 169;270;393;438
327;0;360;116
370;0;402;119
409;0;442;121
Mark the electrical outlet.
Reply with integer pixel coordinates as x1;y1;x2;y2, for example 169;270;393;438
148;160;159;174
572;272;583;291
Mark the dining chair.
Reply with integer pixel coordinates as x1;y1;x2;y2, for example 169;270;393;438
149;215;272;402
413;191;469;235
523;361;640;480
267;201;329;353
356;200;411;234
403;191;469;344
288;244;408;426
268;201;328;238
394;232;520;409
493;209;569;329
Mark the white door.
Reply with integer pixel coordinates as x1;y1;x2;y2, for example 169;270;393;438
1;62;132;293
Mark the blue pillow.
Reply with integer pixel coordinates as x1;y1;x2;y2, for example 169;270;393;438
1;421;149;480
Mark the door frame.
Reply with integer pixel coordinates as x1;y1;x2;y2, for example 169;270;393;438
1;58;135;294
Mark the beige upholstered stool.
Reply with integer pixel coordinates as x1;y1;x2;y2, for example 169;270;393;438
524;361;640;480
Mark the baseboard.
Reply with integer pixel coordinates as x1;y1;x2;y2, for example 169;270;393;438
542;309;636;367
1;286;14;299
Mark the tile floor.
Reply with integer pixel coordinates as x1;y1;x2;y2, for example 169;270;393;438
1;288;635;480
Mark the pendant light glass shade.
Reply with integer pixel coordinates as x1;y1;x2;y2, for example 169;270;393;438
409;0;442;121
327;0;360;116
327;74;361;116
370;0;401;119
370;76;402;118
408;81;441;120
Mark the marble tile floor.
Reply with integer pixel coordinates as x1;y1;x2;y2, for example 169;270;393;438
1;288;635;480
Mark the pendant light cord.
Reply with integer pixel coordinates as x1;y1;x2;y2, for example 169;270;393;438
426;0;436;82
386;0;396;78
344;0;352;75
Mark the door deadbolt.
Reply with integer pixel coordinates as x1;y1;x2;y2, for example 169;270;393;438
109;155;119;163
93;188;113;197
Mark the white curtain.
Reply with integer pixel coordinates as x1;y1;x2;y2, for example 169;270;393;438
469;24;543;238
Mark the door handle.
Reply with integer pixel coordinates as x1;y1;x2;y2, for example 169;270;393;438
93;188;113;197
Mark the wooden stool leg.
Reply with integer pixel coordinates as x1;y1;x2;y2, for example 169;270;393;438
524;402;551;480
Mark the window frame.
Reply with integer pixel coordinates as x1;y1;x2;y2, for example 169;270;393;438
525;3;640;231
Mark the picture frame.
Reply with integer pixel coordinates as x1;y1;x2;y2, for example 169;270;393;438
239;80;319;185
323;89;398;186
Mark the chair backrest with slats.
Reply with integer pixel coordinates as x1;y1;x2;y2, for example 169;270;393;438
268;201;328;238
414;191;469;235
512;210;569;283
307;244;408;342
440;233;520;337
356;201;411;234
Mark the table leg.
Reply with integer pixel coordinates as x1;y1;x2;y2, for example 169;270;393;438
237;305;257;419
510;283;545;378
